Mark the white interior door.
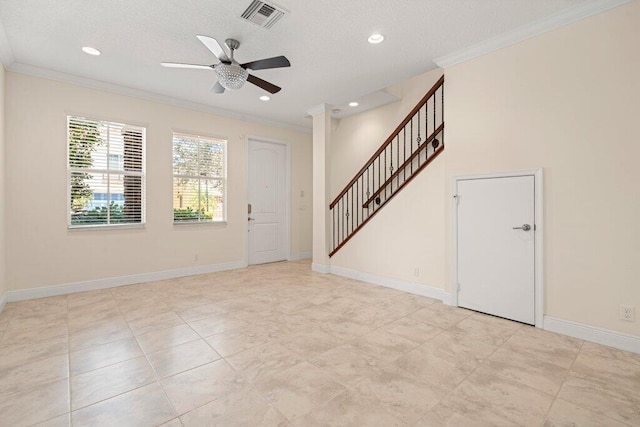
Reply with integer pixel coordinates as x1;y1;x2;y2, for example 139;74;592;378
248;140;287;265
456;175;535;324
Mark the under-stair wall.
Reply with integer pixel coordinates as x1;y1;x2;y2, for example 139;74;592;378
329;69;446;288
329;2;640;349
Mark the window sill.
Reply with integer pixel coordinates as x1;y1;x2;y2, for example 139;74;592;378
68;223;146;231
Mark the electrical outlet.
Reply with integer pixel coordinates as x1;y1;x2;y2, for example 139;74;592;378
413;267;420;277
619;305;635;322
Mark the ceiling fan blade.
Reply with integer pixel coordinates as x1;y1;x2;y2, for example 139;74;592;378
196;35;230;63
211;81;225;94
241;56;291;71
161;62;212;70
247;74;281;94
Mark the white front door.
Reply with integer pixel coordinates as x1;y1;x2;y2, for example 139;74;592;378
248;139;287;265
456;175;535;324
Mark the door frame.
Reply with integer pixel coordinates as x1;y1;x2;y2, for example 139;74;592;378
451;168;544;328
244;135;291;266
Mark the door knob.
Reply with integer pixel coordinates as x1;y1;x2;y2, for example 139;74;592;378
248;217;255;221
513;224;531;231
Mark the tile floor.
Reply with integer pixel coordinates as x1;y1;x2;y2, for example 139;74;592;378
0;260;638;426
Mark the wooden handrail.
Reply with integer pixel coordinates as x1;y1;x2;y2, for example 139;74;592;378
329;145;445;257
362;123;444;207
329;75;444;209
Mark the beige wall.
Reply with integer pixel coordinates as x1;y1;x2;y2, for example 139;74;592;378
311;107;332;268
5;73;312;291
0;64;5;302
329;2;639;336
330;69;446;287
444;1;640;335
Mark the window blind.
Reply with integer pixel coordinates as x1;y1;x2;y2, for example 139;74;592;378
68;116;146;227
173;133;226;222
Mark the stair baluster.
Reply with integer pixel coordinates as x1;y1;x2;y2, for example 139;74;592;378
329;75;445;257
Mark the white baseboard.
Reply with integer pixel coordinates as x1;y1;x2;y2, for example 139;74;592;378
327;267;640;354
311;263;331;274
544;316;640;355
289;251;312;261
6;260;247;302
5;259;639;355
0;291;7;314
329;265;450;303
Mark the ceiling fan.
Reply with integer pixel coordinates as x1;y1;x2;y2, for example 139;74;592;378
161;36;290;94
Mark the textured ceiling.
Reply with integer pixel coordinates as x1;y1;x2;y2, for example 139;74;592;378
0;0;586;130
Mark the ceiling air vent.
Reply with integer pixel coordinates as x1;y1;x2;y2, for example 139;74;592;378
241;0;287;29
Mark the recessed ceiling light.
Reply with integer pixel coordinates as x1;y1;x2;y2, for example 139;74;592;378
259;95;270;101
368;33;384;44
82;46;101;56
349;102;359;107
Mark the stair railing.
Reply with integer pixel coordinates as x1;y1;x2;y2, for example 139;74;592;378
329;75;444;257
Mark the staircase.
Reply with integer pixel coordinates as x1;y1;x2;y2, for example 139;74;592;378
329;75;444;257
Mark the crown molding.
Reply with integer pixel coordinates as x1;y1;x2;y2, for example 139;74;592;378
434;0;635;69
7;62;311;134
0;14;15;68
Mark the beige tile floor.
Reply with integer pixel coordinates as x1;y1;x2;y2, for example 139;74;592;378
0;259;639;426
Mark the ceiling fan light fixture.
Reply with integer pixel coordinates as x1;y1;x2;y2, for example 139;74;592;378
368;33;384;44
349;102;359;107
259;95;270;101
215;63;249;90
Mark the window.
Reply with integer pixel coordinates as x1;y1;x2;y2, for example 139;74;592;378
68;116;145;227
173;133;226;222
108;154;124;171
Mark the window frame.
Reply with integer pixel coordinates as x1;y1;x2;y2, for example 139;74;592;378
172;131;228;224
66;115;147;229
